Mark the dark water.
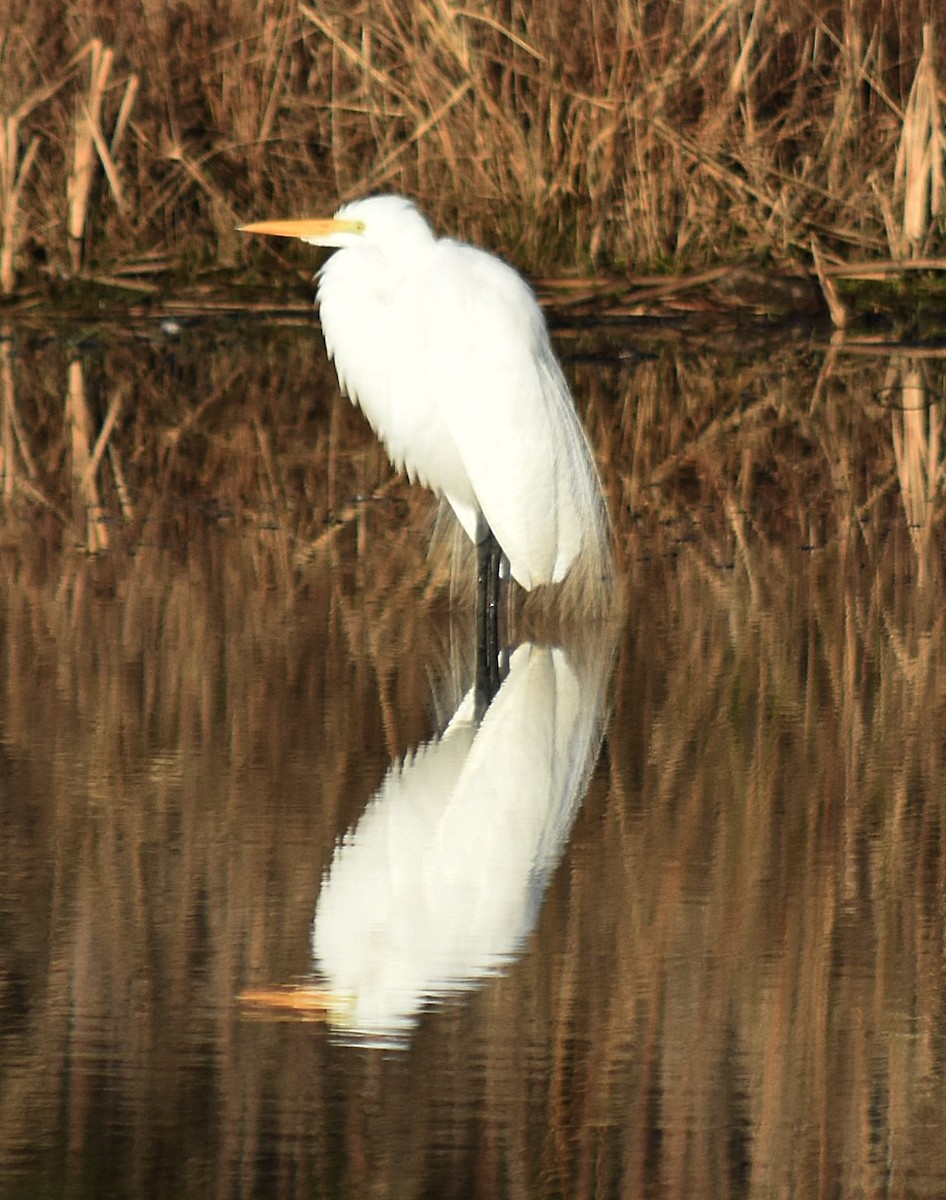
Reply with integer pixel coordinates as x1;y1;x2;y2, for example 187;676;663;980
0;318;945;1198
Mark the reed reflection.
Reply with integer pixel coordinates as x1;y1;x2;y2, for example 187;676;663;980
243;631;613;1046
1;321;945;1199
886;355;942;582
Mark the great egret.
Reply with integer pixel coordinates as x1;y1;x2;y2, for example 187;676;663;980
239;196;613;644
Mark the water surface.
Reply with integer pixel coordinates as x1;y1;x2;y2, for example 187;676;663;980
0;318;944;1197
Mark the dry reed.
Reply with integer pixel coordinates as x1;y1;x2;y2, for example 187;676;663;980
0;2;942;295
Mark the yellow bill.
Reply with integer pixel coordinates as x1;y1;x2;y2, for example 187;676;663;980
238;217;364;241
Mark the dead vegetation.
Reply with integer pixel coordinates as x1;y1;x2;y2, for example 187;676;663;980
0;2;943;301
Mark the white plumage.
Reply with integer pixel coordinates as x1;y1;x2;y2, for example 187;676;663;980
241;195;611;597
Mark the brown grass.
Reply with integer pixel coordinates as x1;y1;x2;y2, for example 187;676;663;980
0;2;943;295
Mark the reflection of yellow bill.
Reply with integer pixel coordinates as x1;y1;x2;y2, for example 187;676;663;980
238;986;340;1022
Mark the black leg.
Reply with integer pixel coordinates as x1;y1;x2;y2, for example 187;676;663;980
475;515;503;717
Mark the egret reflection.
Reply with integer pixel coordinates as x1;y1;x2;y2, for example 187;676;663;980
242;635;613;1046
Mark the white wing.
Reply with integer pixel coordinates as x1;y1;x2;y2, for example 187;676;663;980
413;242;600;588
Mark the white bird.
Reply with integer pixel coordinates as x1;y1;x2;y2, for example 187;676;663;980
239;196;612;624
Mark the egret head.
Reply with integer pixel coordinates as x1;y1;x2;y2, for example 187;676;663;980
239;194;435;253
